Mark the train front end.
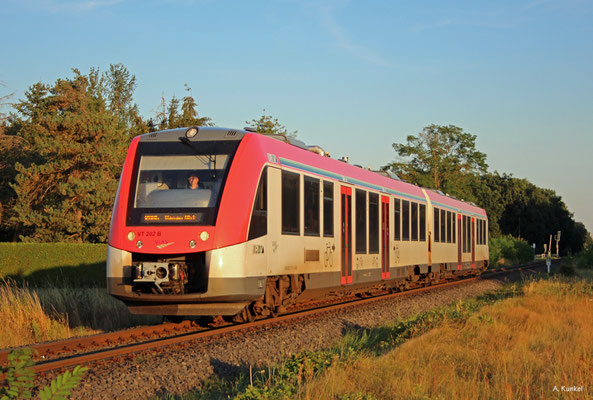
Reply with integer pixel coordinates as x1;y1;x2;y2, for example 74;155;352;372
107;127;266;317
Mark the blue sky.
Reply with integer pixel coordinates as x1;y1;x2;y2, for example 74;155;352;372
2;0;592;237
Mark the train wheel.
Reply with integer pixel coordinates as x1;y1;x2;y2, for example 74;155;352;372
233;307;255;323
243;307;255;323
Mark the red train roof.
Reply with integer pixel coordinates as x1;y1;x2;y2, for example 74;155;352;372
241;132;487;218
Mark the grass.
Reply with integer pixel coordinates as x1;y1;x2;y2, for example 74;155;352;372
0;242;160;348
0;279;86;347
159;284;525;399
0;279;159;349
163;273;593;400
0;242;106;287
300;276;593;400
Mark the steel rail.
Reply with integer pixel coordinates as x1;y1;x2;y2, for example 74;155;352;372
0;321;198;365
1;260;551;376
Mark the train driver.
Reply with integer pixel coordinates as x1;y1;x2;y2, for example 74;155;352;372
188;174;200;190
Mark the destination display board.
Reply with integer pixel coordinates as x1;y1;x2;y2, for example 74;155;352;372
142;213;198;223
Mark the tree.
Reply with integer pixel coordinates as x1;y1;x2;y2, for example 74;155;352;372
0;82;18;239
0;81;14;134
384;124;487;199
9;69;129;242
246;109;297;137
179;84;212;127
154;85;213;131
167;96;181;129
472;172;588;255
103;63;147;135
0;130;27;241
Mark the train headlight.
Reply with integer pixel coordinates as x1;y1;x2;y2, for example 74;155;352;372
189;239;197;248
136;240;143;248
127;231;135;241
200;231;209;241
185;127;198;138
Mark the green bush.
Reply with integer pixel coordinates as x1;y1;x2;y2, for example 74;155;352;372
0;348;87;400
557;246;593;276
489;236;533;267
0;243;106;287
573;246;593;269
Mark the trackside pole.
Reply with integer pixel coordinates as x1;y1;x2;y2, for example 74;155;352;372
546;234;552;274
546;255;551;274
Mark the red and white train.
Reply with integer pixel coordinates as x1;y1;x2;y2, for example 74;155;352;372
107;127;489;321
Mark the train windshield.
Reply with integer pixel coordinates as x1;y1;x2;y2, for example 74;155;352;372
127;140;240;226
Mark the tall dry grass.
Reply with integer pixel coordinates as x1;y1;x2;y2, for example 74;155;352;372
300;278;593;400
0;279;88;347
0;279;159;348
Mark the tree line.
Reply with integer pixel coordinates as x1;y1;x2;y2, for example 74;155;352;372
383;124;590;255
0;65;589;253
0;64;293;243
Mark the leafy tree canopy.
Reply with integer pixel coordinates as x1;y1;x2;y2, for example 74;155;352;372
152;84;213;131
0;81;14;132
9;68;128;242
384;124;487;200
246;109;297;138
386;124;588;254
479;173;588;255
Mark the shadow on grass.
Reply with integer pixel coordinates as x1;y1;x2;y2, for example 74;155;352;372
4;262;106;288
1;264;162;335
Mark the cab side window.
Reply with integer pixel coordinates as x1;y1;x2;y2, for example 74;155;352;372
248;167;267;240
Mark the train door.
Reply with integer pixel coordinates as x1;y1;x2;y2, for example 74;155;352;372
341;186;353;285
471;217;475;268
266;166;282;276
381;196;390;280
457;214;462;270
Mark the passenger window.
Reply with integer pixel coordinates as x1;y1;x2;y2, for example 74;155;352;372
463;216;470;253
411;202;418;241
419;204;426;241
304;176;320;236
434;208;440;242
481;219;484;245
323;181;334;237
446;211;452;243
248;167;267;240
440;209;446;244
461;216;465;252
452;213;456;243
369;193;379;253
468;217;472;252
281;171;300;235
402;200;410;241
356;189;367;253
394;198;401;241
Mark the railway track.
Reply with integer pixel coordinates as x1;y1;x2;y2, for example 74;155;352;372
0;260;551;377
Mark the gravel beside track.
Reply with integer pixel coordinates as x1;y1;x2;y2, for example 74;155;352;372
37;267;544;399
